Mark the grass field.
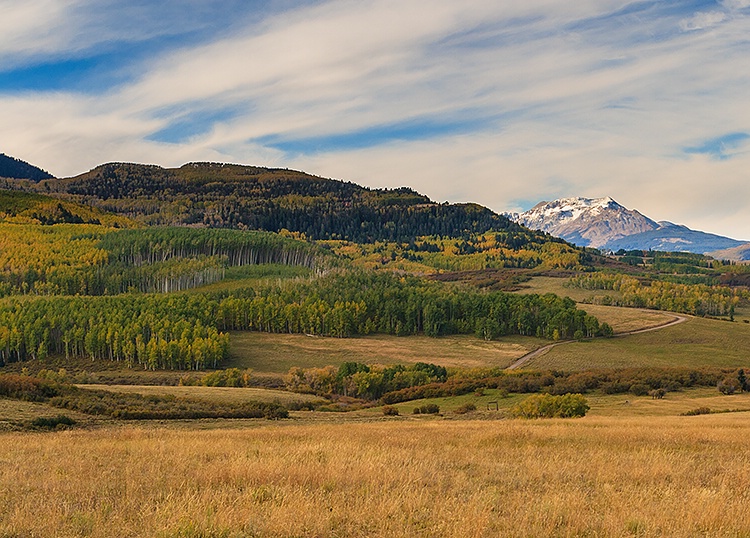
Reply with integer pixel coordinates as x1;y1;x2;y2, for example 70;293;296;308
0;398;96;431
524;315;750;370
576;304;677;333
514;275;623;303
185;264;313;294
371;387;750;418
3;414;750;537
227;332;547;374
83;384;324;406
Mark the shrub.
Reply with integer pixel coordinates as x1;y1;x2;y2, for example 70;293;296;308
511;393;589;419
412;403;440;415
0;374;59;401
682;407;712;416
718;376;741;395
382;405;399;416
30;415;75;429
629;383;650;396
454;403;476;415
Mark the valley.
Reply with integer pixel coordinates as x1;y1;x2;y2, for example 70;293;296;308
1;156;749;537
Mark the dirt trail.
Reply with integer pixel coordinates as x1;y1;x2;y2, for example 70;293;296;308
505;313;689;370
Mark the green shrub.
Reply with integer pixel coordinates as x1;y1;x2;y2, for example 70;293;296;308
412;403;440;415
511;393;589;419
30;415;75;429
629;383;650;396
454;402;476;415
382;405;399;416
682;407;712;416
718;376;740;395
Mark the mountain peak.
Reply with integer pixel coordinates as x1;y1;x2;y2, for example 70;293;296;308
511;195;746;255
513;196;657;248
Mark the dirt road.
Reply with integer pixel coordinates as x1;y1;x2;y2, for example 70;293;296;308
505;313;689;370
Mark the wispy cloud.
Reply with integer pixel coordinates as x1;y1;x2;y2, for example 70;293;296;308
680;11;727;31
684;132;750;160
0;0;748;239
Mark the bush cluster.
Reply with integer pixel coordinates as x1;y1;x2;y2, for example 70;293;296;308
29;415;75;429
0;374;59;401
454;403;477;415
49;387;288;420
412;403;440;415
511;393;589;419
382;405;399;416
379;367;733;405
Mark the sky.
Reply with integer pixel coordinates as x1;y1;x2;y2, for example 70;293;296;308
0;0;749;239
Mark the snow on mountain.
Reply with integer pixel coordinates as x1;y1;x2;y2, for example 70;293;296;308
512;197;658;248
509;197;747;256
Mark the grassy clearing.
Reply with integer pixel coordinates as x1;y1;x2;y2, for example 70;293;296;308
83;384;323;406
0;399;94;430
184;264;313;294
3;416;750;537
514;275;623;303
575;304;677;333
524;316;750;370
227;332;546;374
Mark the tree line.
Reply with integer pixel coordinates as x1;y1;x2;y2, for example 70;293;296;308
0;225;328;297
0;271;609;370
212;271;610;340
567;273;747;317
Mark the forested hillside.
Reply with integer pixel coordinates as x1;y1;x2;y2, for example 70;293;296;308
19;162;527;243
0;189;131;226
0;154;53;181
0;225;330;297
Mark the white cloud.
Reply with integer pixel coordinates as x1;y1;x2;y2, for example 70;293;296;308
0;0;749;239
680;11;727;31
721;0;750;10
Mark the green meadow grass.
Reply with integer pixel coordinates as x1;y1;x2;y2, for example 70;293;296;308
227;332;547;374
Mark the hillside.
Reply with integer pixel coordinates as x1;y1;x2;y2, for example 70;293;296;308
0;189;133;227
708;243;750;262
0;153;53;181
28;162;522;243
605;222;746;254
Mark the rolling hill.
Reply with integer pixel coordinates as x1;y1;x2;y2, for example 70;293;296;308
25;161;523;243
0;153;54;181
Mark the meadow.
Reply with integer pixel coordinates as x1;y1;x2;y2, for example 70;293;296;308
3;413;750;537
526;315;750;370
227;332;547;374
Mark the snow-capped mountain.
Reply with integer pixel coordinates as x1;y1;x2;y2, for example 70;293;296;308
511;197;658;249
509;197;748;256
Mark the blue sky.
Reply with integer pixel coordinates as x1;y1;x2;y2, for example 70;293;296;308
1;0;748;238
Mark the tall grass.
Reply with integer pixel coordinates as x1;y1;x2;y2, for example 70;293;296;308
2;416;750;536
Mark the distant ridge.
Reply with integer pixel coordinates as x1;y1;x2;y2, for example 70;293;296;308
6;161;524;243
0;153;54;181
707;243;750;262
509;196;746;256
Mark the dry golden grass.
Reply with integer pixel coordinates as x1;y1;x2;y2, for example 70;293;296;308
0;398;95;430
83;384;323;405
576;304;677;333
228;332;545;373
3;416;750;537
